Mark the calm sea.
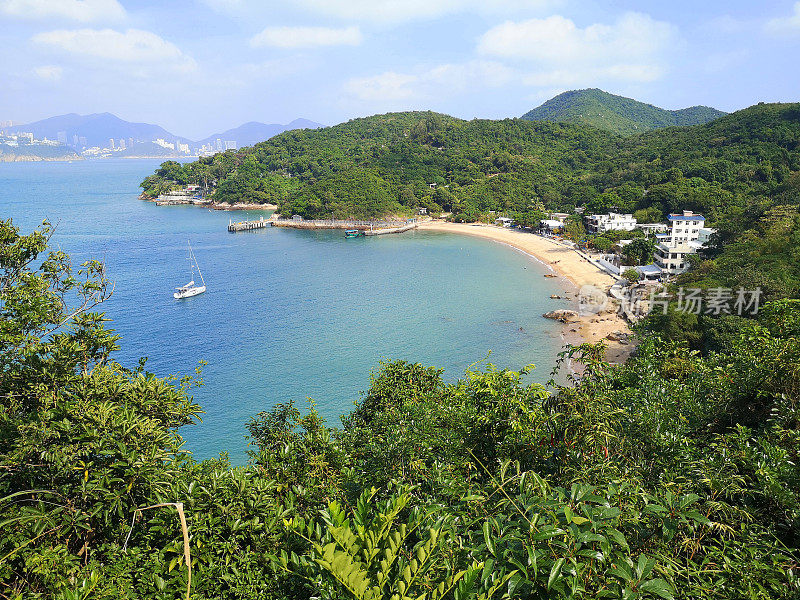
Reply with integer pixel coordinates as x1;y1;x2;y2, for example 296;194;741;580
0;159;570;463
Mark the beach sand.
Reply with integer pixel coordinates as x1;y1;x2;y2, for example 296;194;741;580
416;221;635;363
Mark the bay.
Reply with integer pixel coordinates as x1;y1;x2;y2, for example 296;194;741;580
0;159;570;463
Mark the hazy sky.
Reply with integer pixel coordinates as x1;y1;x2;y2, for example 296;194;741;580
1;0;799;139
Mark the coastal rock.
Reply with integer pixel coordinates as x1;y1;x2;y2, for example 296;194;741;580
550;294;562;299
544;274;557;278
606;330;630;342
543;309;579;323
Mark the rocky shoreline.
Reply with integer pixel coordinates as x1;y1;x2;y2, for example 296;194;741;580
140;194;276;211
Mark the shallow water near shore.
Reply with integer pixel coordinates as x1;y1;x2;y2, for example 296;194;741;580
0;159;572;463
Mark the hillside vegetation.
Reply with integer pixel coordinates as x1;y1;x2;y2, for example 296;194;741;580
142;102;799;239
521;89;726;135
141;111;615;219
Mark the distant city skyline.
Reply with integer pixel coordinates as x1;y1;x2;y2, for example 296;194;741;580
1;0;799;139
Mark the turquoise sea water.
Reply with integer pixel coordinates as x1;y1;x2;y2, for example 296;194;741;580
0;159;571;463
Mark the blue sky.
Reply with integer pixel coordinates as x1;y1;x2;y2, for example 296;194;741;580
1;0;799;139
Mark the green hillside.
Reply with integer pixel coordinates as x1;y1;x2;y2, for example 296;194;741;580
521;88;727;135
141;111;617;220
142;102;795;230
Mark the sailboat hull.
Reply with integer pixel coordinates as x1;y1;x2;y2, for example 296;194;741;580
174;285;206;299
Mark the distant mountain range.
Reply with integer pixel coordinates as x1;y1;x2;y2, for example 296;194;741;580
3;113;323;151
196;119;321;148
521;89;727;135
0;89;730;161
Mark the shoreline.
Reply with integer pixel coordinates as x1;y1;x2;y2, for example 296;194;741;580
142;195;277;211
416;221;634;362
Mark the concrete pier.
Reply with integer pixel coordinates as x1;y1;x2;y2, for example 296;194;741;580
270;218;418;234
228;216;269;232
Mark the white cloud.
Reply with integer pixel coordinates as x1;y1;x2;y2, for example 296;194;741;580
344;60;514;103
0;0;125;22
765;2;800;34
212;0;556;24
32;28;196;72
479;13;673;64
345;71;417;101
33;64;63;81
478;13;676;86
250;26;362;48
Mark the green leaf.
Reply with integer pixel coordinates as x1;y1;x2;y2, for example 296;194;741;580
639;578;675;600
547;558;565;590
483;521;496;556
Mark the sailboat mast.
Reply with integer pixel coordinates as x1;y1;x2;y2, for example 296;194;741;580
189;241;205;286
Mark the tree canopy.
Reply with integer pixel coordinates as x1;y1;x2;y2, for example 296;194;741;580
3;221;800;598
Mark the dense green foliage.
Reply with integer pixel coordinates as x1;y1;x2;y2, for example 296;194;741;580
3;221;800;598
521;89;727;135
139;104;800;308
141;111;615;219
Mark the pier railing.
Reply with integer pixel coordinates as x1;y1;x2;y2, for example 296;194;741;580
229;217;419;234
274;218;416;228
228;216;269;232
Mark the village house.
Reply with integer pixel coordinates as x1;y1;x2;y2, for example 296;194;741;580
585;212;637;234
539;219;564;234
653;211;716;275
636;223;669;235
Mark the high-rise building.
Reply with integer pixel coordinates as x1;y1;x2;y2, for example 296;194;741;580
57;131;67;145
216;138;223;151
128;138;134;148
72;134;79;147
224;140;236;150
79;136;87;146
109;138;115;149
118;138;126;150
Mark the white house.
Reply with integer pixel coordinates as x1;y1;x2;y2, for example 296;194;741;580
653;211;716;274
635;264;663;282
637;223;669;235
495;216;515;227
539;219;564;234
585;212;637;234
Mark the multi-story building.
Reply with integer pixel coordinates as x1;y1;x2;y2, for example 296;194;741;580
585;212;637;234
636;223;668;235
653;211;716;274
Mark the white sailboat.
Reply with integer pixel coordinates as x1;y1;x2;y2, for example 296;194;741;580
174;241;206;299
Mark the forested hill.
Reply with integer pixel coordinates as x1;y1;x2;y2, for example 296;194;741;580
141;111;617;219
142;103;798;227
521;89;726;135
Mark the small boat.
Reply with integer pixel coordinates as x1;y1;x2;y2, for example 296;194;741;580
345;229;364;238
174;241;206;299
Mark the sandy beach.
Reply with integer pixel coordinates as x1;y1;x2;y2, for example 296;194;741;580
417;221;634;362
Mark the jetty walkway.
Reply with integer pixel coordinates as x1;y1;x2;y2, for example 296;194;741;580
228;216;270;232
228;216;418;235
